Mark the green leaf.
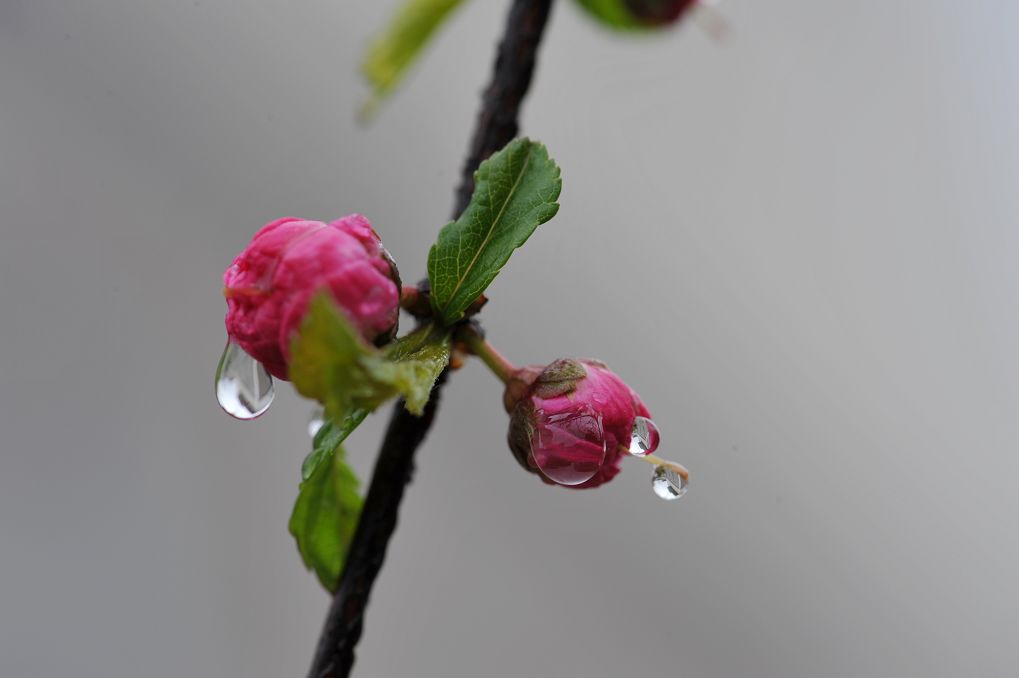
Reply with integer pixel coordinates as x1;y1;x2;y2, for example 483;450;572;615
289;443;361;592
301;410;369;482
380;323;454;414
427;138;562;325
575;0;645;29
362;0;467;116
289;294;452;418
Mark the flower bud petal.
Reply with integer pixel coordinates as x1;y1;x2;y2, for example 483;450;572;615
223;215;400;379
506;359;651;489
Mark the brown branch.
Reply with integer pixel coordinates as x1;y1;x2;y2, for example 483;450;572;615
454;0;555;215
305;1;555;676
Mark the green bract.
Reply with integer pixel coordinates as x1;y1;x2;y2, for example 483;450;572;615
427;138;562;326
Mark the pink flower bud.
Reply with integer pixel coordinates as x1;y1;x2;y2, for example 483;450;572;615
222;215;400;379
506;359;651;489
624;0;698;25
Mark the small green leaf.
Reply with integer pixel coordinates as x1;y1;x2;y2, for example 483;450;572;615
362;0;467;116
380;324;454;414
289;294;452;418
575;0;644;29
289;443;361;592
301;410;369;482
427;138;562;325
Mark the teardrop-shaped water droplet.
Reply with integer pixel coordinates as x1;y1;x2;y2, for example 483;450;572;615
308;408;325;438
651;465;687;500
215;342;275;420
628;416;661;456
530;406;607;486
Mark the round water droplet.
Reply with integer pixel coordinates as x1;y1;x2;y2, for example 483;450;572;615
628;416;660;456
308;408;325;438
652;464;688;501
530;406;607;486
215;341;275;420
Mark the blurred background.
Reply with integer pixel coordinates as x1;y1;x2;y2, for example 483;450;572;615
3;1;1019;676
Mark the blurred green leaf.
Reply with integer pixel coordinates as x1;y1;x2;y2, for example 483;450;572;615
381;323;454;414
576;0;696;29
362;0;467;117
289;294;451;418
427;138;561;326
574;0;644;29
289;443;361;592
301;410;369;482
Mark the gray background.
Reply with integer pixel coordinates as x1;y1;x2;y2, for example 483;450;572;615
2;1;1018;676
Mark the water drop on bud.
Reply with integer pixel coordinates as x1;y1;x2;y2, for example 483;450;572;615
215;342;275;420
652;464;687;501
530;406;608;486
628;416;660;456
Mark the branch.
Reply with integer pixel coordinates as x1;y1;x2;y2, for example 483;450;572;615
306;2;555;676
454;0;554;216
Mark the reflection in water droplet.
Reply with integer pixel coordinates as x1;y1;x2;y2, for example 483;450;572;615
628;416;660;456
215;342;275;420
652;465;687;501
530;406;607;486
308;408;325;438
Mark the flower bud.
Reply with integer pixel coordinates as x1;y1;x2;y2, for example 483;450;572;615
222;215;400;379
506;359;650;489
624;0;698;25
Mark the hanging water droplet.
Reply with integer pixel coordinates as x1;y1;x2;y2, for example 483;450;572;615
308;408;325;438
530;406;607;486
628;416;660;456
652;465;687;501
215;341;275;420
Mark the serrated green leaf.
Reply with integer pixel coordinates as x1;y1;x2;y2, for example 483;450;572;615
427;138;562;325
301;410;370;482
289;294;452;418
362;0;467;117
289;443;361;592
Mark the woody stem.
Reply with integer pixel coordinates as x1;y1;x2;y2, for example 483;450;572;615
458;325;517;384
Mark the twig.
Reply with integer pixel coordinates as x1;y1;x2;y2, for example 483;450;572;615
306;1;555;675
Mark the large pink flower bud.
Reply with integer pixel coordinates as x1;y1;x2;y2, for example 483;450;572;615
222;215;400;379
505;359;657;489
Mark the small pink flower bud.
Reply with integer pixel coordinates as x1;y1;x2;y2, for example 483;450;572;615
506;359;651;489
624;0;698;25
222;215;400;379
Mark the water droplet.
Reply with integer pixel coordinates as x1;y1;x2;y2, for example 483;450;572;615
308;408;325;438
530;406;607;486
215;341;275;420
628;416;660;456
652;465;688;501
